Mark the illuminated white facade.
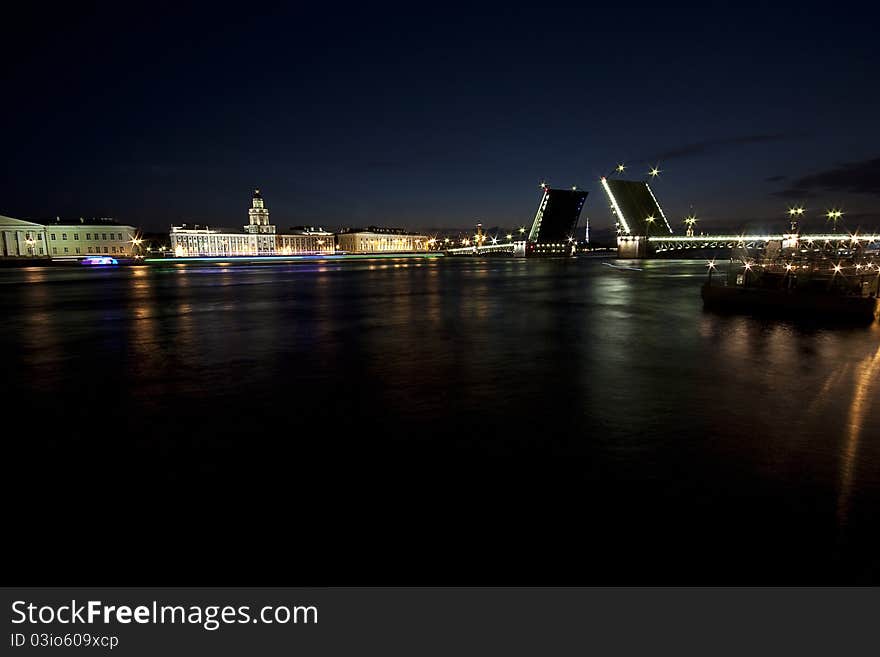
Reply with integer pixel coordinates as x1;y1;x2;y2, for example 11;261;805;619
170;226;256;257
244;188;276;255
1;215;45;257
170;191;337;256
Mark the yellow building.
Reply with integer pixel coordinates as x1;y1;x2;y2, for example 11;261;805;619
336;228;429;253
43;218;138;258
1;214;137;259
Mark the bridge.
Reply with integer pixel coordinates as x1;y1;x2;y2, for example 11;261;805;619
446;241;517;256
445;184;587;257
645;233;880;253
601;176;880;258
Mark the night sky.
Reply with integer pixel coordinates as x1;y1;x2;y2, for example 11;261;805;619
2;3;878;235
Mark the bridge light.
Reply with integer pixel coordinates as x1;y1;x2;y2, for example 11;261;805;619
506;233;513;240
649;166;661;178
706;260;716;270
519;227;525;234
744;262;752;271
616;163;625;173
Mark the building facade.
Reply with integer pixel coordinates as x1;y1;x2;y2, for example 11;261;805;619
1;215;46;258
170;226;255;257
277;227;335;255
170;190;336;257
244;188;276;255
336;227;429;253
42;218;138;257
1;215;137;259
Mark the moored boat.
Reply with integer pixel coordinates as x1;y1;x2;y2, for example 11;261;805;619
701;238;880;323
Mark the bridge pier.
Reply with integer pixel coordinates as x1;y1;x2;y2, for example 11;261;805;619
617;235;650;258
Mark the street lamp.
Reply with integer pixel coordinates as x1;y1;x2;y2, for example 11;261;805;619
826;209;843;232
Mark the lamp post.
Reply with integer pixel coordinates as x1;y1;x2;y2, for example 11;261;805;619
826;209;843;233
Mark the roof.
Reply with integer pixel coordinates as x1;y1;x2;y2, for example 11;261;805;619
40;217;133;228
338;226;426;236
0;214;43;228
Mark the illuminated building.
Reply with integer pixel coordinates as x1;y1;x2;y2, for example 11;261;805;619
277;227;335;255
171;188;279;257
1;215;46;258
170;225;254;257
171;190;339;257
41;217;138;257
244;188;276;255
336;227;429;253
1;214;137;259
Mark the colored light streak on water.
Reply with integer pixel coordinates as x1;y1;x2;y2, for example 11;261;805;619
145;253;444;265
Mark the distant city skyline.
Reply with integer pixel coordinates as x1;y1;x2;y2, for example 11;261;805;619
2;4;878;234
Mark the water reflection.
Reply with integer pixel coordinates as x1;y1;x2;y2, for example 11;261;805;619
838;341;880;525
3;258;880;581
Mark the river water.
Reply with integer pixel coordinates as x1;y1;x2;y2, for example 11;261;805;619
3;257;879;582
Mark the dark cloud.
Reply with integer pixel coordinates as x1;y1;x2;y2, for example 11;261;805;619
764;175;787;183
363;161;403;170
775;157;880;198
772;188;817;199
646;133;807;162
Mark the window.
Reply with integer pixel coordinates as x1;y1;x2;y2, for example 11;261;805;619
51;234;56;240
75;247;80;254
74;233;79;240
63;247;68;253
88;246;93;253
38;234;43;240
103;246;108;253
86;233;91;240
111;246;116;253
117;233;123;240
102;234;107;240
62;233;68;240
52;247;57;254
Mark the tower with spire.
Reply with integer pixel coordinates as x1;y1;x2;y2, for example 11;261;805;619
244;188;277;255
246;188;274;234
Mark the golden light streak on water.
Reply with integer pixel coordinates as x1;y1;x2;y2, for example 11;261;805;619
837;340;880;526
